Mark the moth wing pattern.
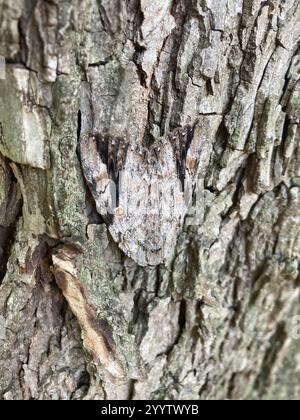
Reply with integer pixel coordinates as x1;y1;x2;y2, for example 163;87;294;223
79;123;198;267
79;134;127;221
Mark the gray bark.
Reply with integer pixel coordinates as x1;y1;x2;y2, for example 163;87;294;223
0;0;300;400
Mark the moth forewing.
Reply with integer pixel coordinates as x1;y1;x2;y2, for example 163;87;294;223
79;121;199;267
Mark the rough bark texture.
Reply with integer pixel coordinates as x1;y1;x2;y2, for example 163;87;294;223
0;0;300;400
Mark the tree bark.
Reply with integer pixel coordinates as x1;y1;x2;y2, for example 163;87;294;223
0;0;300;400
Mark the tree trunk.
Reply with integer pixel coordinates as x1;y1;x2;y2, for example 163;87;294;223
0;0;299;400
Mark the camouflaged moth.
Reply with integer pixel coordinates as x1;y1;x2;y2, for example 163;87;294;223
79;124;198;266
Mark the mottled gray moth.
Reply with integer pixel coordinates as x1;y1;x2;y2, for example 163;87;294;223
79;124;199;267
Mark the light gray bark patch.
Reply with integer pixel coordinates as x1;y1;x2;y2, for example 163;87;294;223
0;67;51;169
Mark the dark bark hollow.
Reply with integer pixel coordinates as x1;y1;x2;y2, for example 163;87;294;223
0;0;299;400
